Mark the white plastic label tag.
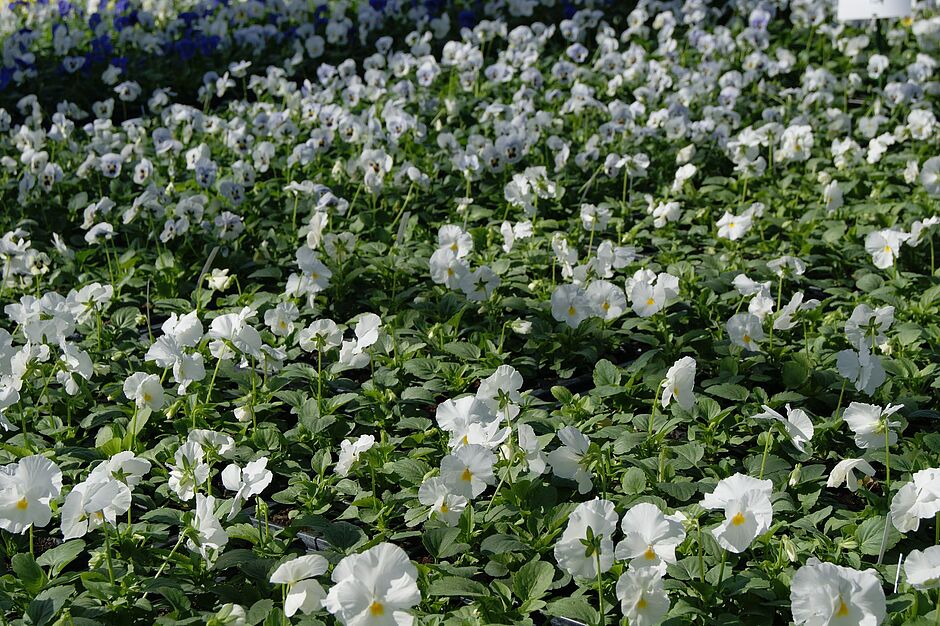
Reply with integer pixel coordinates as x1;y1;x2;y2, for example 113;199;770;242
837;0;912;21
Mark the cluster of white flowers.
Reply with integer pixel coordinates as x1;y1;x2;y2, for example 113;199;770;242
0;0;937;624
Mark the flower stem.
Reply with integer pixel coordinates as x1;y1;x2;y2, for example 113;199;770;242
834;379;847;419
317;348;323;415
483;463;511;518
595;550;605;626
758;431;773;480
884;425;891;498
648;383;662;440
697;520;705;583
21;409;31;453
717;549;727;588
204;355;223;408
103;523;115;585
877;426;893;565
153;532;185;582
129;405;139;452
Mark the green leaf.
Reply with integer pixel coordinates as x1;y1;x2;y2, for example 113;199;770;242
36;540;86;578
154;585;191;614
480;533;528;555
97;437;124;457
213;549;258;571
705;383;749;402
593;359;621;388
442;342;481;361
123;407;152;448
301;415;337;436
613;432;646;455
323;522;367;551
923;433;940;453
252;425;283;451
551;386;573;404
12;553;46;595
856;273;883;292
263;611;290;626
656;481;698;502
512;560;554;605
401;387;434;402
248;600;275;625
26;585;75;626
382;458;429;486
621;467;647;495
781;360;810;389
428;576;490;597
545;597;599;625
672;443;705;469
856;516;902;556
423;527;461;559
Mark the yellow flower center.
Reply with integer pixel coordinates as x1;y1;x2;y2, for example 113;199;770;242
643;546;657;560
883;245;891;253
450;242;458;252
836;597;849;618
311;272;320;280
370;601;385;616
461;468;473;481
440;502;449;513
743;334;751;344
636;597;648;610
16;497;28;510
673;386;679;396
729;222;736;229
602;301;610;311
731;511;746;526
646;297;655;306
447;267;454;277
567;305;577;317
462;435;469;445
143;392;152;403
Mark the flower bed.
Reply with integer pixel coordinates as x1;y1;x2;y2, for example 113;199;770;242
1;1;939;624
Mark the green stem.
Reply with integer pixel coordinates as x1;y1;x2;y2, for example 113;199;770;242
648;384;662;440
103;523;115;585
877;425;893;565
249;357;257;435
621;168;628;205
204;356;223;407
483;463;511;518
884;424;891;496
716;549;727;589
20;408;31;453
317;348;323;415
834;379;847;419
697;521;705;583
259;496;270;552
595;550;605;626
758;431;773;480
153;533;186;582
291;195;299;233
768;277;783;352
929;235;935;276
587;221;596;260
129;406;138;452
